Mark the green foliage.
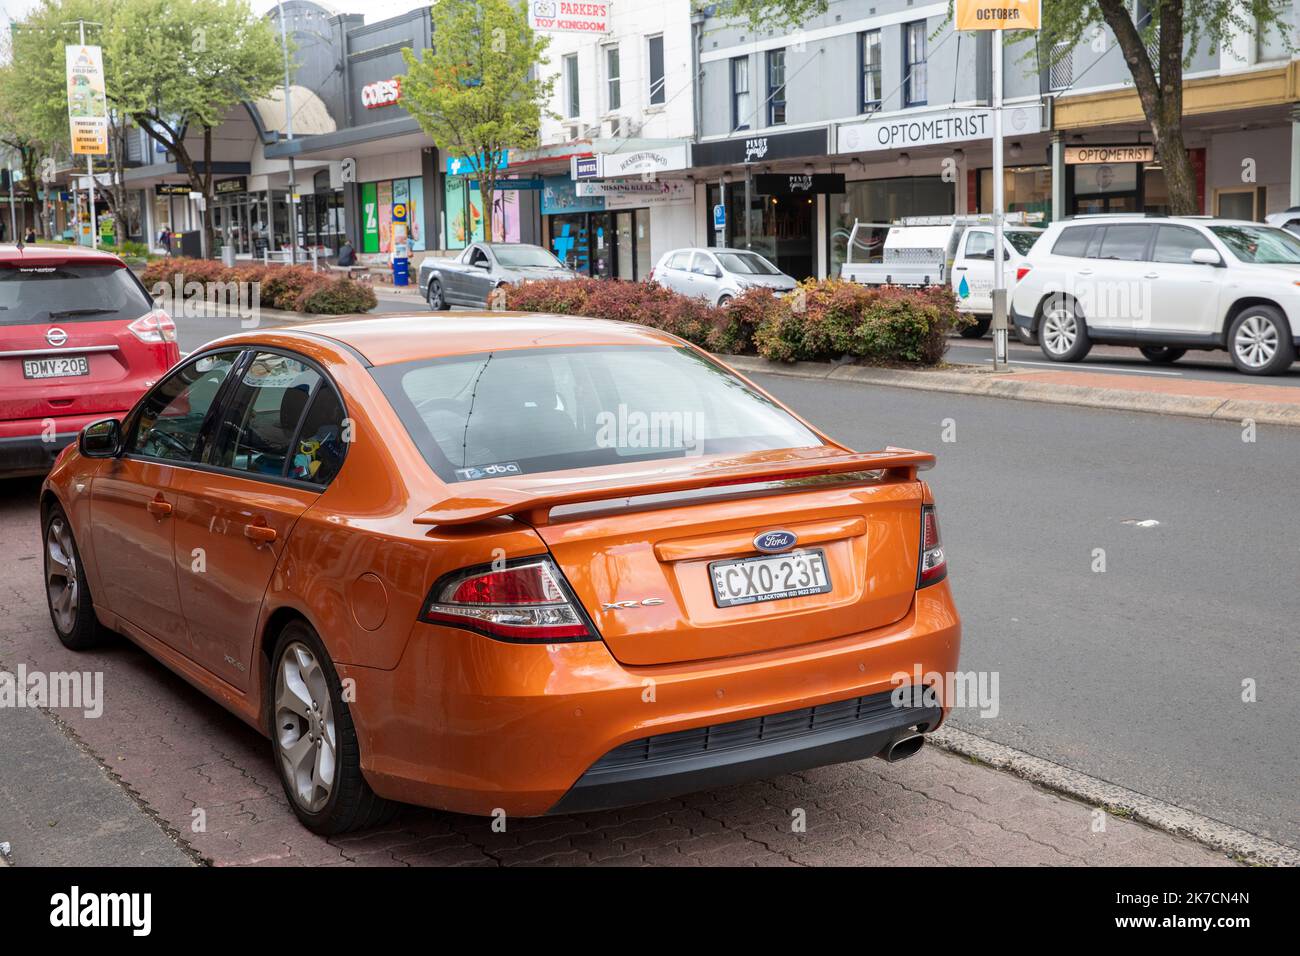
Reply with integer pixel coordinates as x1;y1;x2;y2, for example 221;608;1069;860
400;0;554;241
709;0;830;31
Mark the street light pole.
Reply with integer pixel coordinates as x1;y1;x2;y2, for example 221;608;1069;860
78;19;98;250
990;27;1008;371
277;0;298;265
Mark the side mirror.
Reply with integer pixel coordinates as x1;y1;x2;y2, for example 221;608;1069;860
1191;248;1222;266
79;417;122;458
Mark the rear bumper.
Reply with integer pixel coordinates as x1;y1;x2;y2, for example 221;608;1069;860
343;580;961;817
0;412;124;476
549;687;941;814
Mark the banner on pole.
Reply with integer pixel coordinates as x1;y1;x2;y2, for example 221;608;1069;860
65;45;109;156
955;0;1041;31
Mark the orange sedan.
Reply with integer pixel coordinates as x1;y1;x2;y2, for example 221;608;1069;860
40;314;961;834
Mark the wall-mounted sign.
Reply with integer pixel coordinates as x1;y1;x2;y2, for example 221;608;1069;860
575;179;692;207
361;77;402;109
753;173;846;195
837;104;1043;153
155;183;192;196
65;45;109;156
602;145;690;178
1064;144;1156;165
214;177;246;195
572;156;601;179
446;152;509;176
469;178;546;191
955;0;1041;31
692;128;829;168
528;0;610;35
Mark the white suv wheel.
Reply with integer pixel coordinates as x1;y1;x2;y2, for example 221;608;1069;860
1042;308;1076;355
1234;314;1279;368
1228;306;1295;375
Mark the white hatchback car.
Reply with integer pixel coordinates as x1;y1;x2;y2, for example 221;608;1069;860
1010;216;1300;375
651;248;797;306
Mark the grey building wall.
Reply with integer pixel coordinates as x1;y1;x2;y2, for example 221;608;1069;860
346;8;434;129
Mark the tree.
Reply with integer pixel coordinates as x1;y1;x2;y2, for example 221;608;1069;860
106;0;282;255
401;0;554;243
1035;1;1294;215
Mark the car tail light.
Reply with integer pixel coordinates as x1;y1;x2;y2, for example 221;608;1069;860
128;310;177;344
1015;265;1032;283
917;504;947;588
421;558;593;642
647;267;656;283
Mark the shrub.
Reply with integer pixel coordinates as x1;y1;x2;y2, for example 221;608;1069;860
505;276;959;367
296;277;378;314
137;257;377;314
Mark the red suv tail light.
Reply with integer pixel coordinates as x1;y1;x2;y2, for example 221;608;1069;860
421;558;594;642
1015;265;1032;283
128;310;177;344
917;504;947;588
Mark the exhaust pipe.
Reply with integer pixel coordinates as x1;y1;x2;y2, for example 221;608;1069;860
881;731;925;763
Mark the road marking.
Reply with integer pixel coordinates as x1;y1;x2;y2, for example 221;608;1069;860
932;725;1298;866
983;357;1184;377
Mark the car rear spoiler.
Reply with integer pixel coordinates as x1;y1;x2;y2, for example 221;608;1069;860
414;447;935;527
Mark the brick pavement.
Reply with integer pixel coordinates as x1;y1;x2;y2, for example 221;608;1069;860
0;479;1237;867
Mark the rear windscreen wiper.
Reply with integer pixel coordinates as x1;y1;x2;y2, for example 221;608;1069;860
47;308;118;318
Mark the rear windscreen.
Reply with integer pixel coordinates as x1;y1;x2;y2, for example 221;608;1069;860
0;262;152;326
372;345;822;482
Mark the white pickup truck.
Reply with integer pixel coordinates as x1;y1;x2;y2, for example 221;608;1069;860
840;216;1044;338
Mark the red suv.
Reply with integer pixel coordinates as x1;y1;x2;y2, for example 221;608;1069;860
1;245;178;476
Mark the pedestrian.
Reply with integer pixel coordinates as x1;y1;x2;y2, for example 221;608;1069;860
336;238;356;267
158;225;171;254
24;227;35;243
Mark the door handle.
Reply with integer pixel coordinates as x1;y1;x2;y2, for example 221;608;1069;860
1143;272;1159;279
954;266;967;271
244;522;277;543
146;498;172;517
1077;269;1093;276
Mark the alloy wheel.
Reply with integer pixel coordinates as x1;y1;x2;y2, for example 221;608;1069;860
275;642;337;813
44;518;78;634
1234;314;1279;369
428;280;443;310
1041;308;1077;355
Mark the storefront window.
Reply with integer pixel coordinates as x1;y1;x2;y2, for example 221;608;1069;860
977;166;1052;220
706;184;817;280
443;177;522;249
826;176;954;278
361;177;426;254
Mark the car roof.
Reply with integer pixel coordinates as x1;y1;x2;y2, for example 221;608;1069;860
0;243;125;265
256;312;688;367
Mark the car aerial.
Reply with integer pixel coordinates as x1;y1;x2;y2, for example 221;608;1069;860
1010;215;1300;375
1;243;179;477
651;247;797;306
40;312;960;835
419;241;576;310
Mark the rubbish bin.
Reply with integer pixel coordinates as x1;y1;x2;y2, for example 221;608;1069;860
392;257;409;286
221;245;236;267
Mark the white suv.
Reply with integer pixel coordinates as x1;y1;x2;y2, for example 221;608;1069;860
1010;216;1300;375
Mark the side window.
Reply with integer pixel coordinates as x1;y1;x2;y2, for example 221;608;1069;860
1153;226;1211;263
1051;226;1094;257
667;251;690;270
469;247;490;267
290;385;348;485
207;352;322;478
1096;225;1154;260
127;350;240;462
691;253;719;275
964;231;995;259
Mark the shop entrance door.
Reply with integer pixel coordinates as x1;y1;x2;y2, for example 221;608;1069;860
590;212;615;278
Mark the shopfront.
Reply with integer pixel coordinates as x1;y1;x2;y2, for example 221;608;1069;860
826;175;955;278
1063;144;1206;217
359;175;428;254
694;128;830;281
544;176;612;277
442;153;526;248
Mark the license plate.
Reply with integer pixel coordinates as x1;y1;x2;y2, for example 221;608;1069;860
23;356;89;379
709;549;832;608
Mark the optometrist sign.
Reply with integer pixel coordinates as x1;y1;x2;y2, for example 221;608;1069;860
65;45;109;156
955;0;1041;30
837;104;1043;153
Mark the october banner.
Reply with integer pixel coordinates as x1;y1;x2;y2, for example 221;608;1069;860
955;0;1041;31
65;45;109;156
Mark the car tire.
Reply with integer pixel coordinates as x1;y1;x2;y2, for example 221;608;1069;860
1038;297;1092;363
270;620;398;835
42;503;112;651
1014;324;1037;346
426;277;449;311
959;315;992;339
1139;345;1186;365
1227;305;1296;376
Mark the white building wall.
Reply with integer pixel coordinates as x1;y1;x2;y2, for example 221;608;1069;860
537;1;696;144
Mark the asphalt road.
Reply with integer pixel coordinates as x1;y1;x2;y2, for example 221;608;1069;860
948;332;1300;386
750;371;1300;848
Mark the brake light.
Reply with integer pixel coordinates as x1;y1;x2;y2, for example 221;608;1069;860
128;310;177;344
1015;265;1032;283
647;267;656;283
421;558;593;642
918;504;947;587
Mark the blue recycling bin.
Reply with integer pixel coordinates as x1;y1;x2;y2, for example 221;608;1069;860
392;257;409;286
